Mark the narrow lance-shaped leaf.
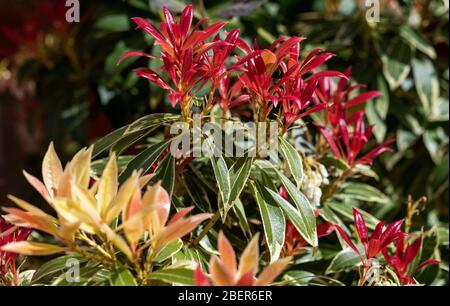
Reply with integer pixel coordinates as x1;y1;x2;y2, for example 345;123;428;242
229;157;254;205
205;137;231;218
119;140;170;183
153;154;176;197
279;137;304;188
251;181;285;262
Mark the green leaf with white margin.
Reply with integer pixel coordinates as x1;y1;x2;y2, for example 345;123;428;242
229;157;254;204
282;270;315;286
149;268;194;285
366;76;389;143
119;140;170;183
266;171;317;247
110;264;138;286
381;37;411;90
31;254;86;285
412;57;440;118
336;182;390;204
92;113;179;157
279;137;304;187
205;138;231;218
232;199;251;238
153;154;176;197
326;245;365;274
250;181;285;262
154;239;184;263
326;201;380;230
400;25;437;59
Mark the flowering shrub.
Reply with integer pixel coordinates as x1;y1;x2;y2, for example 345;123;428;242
0;5;445;287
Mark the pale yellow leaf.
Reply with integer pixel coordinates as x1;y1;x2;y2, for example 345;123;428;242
238;233;260;277
97;153;118;217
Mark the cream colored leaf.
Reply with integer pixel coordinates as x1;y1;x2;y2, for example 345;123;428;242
42;142;63;198
71;146;93;189
71;183;102;227
105;173;139;225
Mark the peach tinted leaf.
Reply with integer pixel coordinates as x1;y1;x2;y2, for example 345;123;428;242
238;233;260;277
143;183;170;226
210;256;235;286
155;213;212;251
218;231;237;276
235;271;255;286
22;170;50;200
3;207;58;236
255;257;291;286
167;207;194;225
1;241;64;256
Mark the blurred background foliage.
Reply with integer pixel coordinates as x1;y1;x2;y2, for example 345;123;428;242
0;0;448;264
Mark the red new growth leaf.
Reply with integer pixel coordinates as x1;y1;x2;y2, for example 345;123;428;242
335;208;405;267
383;235;440;284
0;217;31;285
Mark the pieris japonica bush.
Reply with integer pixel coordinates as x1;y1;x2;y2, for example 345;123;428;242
0;5;443;286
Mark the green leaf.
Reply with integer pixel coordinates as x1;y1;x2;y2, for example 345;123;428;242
205;138;231;219
267;172;317;247
366;76;390;143
92;155;134;179
92;113;179;158
251;181;285;262
31;255;85;285
125;113;179;134
110;264;138;286
438;227;449;247
326;201;380;230
154;239;184;263
282;270;315;286
400;25;437;59
52;266;105;286
318;155;350;171
229;157;254;203
326;245;365;274
412;57;440;118
92;126;128;158
279;137;304;187
182;173;212;212
153;154;176;197
232;199;251;237
381;37;411;90
149;268;194;285
119;140;170;183
94;14;131;32
336;182;390;204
